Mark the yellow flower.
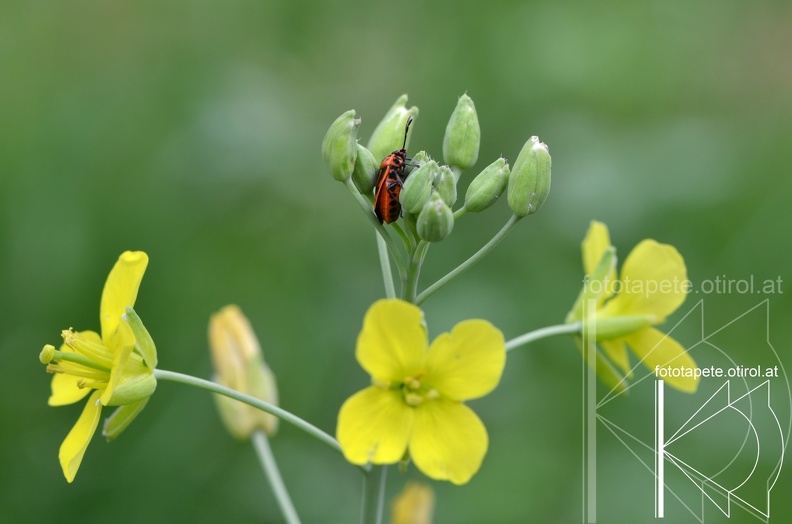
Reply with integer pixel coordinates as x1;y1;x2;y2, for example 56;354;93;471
566;221;698;393
337;299;505;485
39;251;157;482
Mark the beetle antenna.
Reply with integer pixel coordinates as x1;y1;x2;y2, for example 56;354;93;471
402;117;413;150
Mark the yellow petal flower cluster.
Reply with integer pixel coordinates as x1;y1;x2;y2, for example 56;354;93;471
337;299;505;485
567;221;698;393
39;251;157;482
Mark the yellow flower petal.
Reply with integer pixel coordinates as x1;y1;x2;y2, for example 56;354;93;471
425;320;505;401
409;399;488;485
582;221;611;276
601;240;687;322
356;300;427;382
48;342;98;406
600;339;632;378
623;327;699;393
99;251;148;346
59;390;103;483
49;372;92;406
337;387;414;465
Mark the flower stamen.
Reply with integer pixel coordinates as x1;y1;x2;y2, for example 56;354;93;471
61;328;114;367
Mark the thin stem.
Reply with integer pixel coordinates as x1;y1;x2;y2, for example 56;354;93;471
505;322;582;352
403;241;430;303
153;369;341;453
361;465;388;524
415;213;522;305
344;178;407;276
376;232;397;299
252;431;301;524
452;205;468;221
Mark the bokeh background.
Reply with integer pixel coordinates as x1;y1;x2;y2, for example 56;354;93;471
2;1;791;523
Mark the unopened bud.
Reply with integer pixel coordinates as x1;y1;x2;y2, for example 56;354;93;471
417;193;454;242
322;110;360;182
443;93;480;170
400;160;437;214
351;144;379;194
209;305;279;439
507;136;551;216
367;95;419;161
392;482;435;524
433;164;457;207
464;158;510;212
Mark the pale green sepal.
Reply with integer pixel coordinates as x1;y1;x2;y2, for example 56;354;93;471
433;165;457;207
576;338;627;395
443;93;480;170
352;144;380;194
322;110;360;182
593;315;653;341
401;161;437;214
417;193;454;242
367;95;419;161
124;306;157;368
464;158;509;212
102;397;150;442
105;372;156;406
566;247;616;323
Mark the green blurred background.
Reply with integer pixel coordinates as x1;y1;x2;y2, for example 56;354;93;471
2;1;790;522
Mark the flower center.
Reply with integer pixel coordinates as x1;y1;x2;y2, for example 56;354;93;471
39;329;114;392
400;373;439;407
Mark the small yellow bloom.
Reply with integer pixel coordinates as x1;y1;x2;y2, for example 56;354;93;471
209;305;279;439
567;221;698;393
391;481;435;524
337;299;505;485
39;251;157;482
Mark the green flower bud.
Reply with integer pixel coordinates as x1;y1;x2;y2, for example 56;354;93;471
464;158;510;212
322;110;360;182
507;136;551;217
417;193;454;242
210;305;279;439
443;93;480;170
400;160;437;214
351;144;379;194
433;164;457;207
367;94;419;161
412;150;432;164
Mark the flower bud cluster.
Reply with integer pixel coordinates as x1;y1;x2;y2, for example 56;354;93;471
323;94;552;245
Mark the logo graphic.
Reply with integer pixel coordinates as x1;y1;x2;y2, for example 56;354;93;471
583;300;790;523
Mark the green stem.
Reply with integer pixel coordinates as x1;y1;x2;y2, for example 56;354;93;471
344;178;407;277
153;369;341;453
505;322;582;352
361;465;388;524
452;205;468;221
252;431;302;524
415;213;522;305
403;240;430;303
376;232;397;299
